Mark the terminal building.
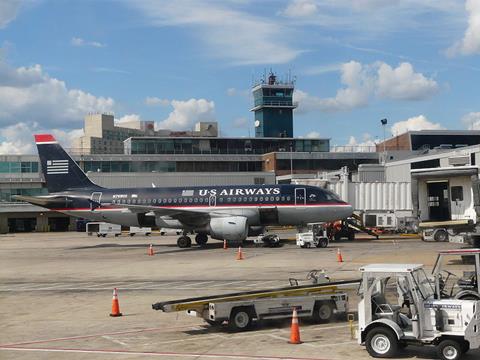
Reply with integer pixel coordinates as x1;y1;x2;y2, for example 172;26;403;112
4;71;480;234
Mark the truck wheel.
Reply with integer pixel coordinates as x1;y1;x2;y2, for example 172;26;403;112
365;327;398;358
434;229;448;242
316;238;328;248
437;339;463;360
313;301;334;323
229;307;253;331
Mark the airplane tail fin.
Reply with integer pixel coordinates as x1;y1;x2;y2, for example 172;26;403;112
34;134;102;193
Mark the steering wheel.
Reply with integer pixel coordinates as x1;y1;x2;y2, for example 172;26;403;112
306;270;320;281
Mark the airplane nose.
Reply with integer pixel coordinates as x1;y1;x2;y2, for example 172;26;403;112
343;204;353;218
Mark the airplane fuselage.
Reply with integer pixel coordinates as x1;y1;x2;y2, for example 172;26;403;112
47;184;352;230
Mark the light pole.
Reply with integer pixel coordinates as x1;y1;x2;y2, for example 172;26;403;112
290;142;293;180
380;118;388;164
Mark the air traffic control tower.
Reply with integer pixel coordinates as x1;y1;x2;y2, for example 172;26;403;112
251;72;297;138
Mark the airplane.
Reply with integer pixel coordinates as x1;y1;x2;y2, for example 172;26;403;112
14;134;354;248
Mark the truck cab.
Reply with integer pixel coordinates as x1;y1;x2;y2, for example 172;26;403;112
433;249;480;300
358;263;480;360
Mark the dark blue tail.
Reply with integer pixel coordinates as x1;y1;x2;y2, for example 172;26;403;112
34;134;102;193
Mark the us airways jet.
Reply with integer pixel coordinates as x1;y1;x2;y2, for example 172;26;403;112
15;134;353;248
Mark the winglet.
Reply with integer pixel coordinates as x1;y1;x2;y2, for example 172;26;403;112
34;134;57;144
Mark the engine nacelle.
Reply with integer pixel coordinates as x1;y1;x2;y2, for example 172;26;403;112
209;216;248;242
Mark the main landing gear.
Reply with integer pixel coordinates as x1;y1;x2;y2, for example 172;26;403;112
177;235;192;248
195;233;208;246
177;233;209;248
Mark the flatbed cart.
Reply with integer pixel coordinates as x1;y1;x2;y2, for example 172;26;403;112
152;276;359;331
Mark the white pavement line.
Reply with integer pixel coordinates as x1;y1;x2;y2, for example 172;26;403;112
0;347;326;360
178;281;215;288
209;281;246;287
101;336;128;347
304;340;357;348
141;281;184;289
245;280;283;288
120;282;155;289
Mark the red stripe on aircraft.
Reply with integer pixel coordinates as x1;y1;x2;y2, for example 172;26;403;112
34;134;56;143
51;203;350;211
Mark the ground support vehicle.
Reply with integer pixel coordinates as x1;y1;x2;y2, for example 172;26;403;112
129;227;152;236
358;263;480;360
296;223;329;248
86;222;121;237
153;276;358;331
433;249;480;300
253;233;281;247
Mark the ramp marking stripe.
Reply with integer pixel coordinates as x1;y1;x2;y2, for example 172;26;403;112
0;347;328;360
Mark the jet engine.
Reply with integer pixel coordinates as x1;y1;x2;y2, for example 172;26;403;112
209;216;248;242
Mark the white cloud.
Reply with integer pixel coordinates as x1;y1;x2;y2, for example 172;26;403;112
282;0;318;18
116;114;142;125
305;131;321;138
226;87;250;98
0;122;83;154
71;37;105;48
462;112;480;129
376;62;439;100
390;115;445;136
446;0;480;56
157;98;215;130
333;133;378;152
295;61;438;113
129;1;300;65
233;117;248;128
145;96;170;106
0;61;115;128
0;0;22;29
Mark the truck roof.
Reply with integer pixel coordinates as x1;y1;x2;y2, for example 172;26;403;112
359;264;423;273
438;248;480;255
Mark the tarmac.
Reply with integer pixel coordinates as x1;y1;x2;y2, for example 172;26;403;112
0;231;479;360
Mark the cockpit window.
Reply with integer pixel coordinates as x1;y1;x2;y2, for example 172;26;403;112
323;189;341;202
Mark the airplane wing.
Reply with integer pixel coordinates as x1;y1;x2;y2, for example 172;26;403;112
107;204;219;228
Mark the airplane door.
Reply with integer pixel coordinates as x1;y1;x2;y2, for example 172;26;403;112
209;195;216;207
90;192;102;210
295;188;306;206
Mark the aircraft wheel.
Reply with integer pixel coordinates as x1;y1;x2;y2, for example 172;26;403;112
195;233;208;246
177;236;192;248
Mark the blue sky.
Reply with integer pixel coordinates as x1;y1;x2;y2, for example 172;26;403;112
0;0;479;153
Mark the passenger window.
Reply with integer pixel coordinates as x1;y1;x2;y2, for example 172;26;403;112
168;198;172;203
248;197;253;202
243;197;247;202
232;197;237;202
270;196;274;201
189;198;193;203
259;197;264;201
218;198;224;203
173;198;177;203
254;196;258;202
178;198;183;203
153;199;156;204
275;196;280;201
194;198;198;203
227;197;231;202
451;186;463;201
132;199;137;204
281;196;285;202
286;196;291;201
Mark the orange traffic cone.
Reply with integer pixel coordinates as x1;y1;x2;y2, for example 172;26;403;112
336;248;343;263
110;288;122;317
289;307;302;344
148;244;154;256
223;239;228;250
236;246;244;260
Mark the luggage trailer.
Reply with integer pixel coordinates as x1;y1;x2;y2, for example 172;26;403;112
152;279;359;331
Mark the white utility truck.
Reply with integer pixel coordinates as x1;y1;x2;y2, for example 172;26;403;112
129;227;152;236
153;272;357;331
86;222;121;237
296;223;329;248
358;263;480;360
